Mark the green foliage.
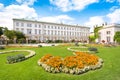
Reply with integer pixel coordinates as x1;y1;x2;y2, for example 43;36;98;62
89;35;95;43
38;45;42;47
46;40;53;43
7;54;25;64
54;40;63;43
114;31;120;44
4;30;25;42
88;47;98;53
94;26;102;39
0;46;120;80
0;46;5;50
0;27;3;36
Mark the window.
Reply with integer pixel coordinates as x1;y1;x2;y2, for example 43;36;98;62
39;25;41;28
16;22;19;26
27;23;32;27
107;36;110;42
21;28;24;32
16;28;19;31
21;23;24;27
35;29;37;34
39;30;41;34
106;31;111;34
27;29;32;34
48;26;50;28
35;24;37;27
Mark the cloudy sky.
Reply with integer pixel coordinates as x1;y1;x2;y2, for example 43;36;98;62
0;0;120;31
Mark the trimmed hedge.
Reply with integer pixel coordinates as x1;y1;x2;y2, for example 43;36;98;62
7;54;25;64
88;47;98;53
0;46;5;50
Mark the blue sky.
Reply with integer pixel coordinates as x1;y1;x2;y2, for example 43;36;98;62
0;0;120;31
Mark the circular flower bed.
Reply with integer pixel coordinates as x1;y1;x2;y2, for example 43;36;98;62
38;52;103;75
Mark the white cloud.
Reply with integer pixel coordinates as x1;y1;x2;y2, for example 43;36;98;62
85;16;104;26
0;3;74;30
106;0;115;3
110;6;119;11
0;4;38;29
84;16;105;32
16;0;37;5
106;0;120;3
50;0;99;12
39;15;74;24
107;9;120;23
0;3;4;9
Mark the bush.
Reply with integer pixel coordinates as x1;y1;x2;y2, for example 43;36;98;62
7;54;25;64
54;40;63;43
0;46;5;50
38;45;42;47
51;44;55;46
88;47;98;53
75;42;79;46
46;40;53;43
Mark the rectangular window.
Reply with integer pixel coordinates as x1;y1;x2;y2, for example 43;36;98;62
35;29;37;34
39;25;41;28
35;24;37;27
27;29;32;34
16;28;19;31
21;28;24;32
39;30;41;34
21;23;24;27
106;31;111;34
27;23;32;27
107;36;110;42
16;22;19;26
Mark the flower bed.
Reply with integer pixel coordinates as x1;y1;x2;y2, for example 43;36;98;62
38;52;103;75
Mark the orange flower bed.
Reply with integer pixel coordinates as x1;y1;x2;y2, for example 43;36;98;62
40;54;52;62
38;52;103;74
45;56;63;69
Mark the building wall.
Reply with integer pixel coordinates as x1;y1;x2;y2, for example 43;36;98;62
98;24;120;43
13;19;90;42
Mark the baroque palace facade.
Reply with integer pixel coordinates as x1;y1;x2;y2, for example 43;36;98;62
98;23;120;43
13;18;90;42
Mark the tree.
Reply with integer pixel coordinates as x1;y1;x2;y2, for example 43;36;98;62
4;30;25;43
0;27;3;36
114;31;120;44
94;26;102;39
89;35;95;43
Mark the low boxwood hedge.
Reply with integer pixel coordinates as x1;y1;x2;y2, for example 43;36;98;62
88;47;98;53
7;54;25;64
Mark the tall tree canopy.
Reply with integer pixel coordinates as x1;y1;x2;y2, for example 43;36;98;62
4;30;25;40
94;26;102;39
0;27;3;36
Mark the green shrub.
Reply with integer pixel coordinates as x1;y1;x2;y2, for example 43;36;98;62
88;47;98;53
0;46;5;50
38;45;42;47
54;40;63;43
75;42;79;46
7;54;25;64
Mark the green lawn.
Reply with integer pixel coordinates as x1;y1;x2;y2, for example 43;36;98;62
0;45;120;80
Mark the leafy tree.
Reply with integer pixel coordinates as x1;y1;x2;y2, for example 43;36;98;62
4;30;25;42
114;31;120;44
0;27;3;36
89;35;95;43
94;26;102;39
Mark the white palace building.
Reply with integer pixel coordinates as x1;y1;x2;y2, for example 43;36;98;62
98;23;120;43
13;18;90;42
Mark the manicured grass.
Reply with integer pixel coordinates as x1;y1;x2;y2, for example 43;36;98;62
0;45;120;80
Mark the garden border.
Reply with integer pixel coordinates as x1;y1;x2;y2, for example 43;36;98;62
0;50;36;59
